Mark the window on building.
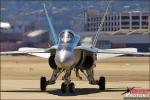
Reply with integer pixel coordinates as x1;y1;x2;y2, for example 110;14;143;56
132;22;139;25
94;23;97;28
102;28;104;31
132;16;140;20
142;22;147;25
121;22;130;25
87;18;90;21
87;23;90;27
121;16;129;20
109;16;111;20
142;16;148;20
91;17;93;21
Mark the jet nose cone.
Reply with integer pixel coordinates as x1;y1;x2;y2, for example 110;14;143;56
55;50;74;69
59;56;66;64
60;58;65;63
59;51;66;63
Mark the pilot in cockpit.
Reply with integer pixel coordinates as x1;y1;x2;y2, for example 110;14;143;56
59;30;74;44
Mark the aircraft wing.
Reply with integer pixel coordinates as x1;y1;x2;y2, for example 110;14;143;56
97;48;150;56
0;48;47;55
75;46;149;60
76;46;149;56
0;46;57;58
97;48;149;60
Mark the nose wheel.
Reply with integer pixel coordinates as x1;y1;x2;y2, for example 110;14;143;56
97;76;105;90
40;77;47;91
61;82;67;93
61;82;75;93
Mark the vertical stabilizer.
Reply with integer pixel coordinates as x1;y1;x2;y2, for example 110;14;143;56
43;4;58;45
92;0;112;47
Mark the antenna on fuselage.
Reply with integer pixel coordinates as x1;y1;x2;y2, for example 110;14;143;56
92;0;112;47
43;4;58;45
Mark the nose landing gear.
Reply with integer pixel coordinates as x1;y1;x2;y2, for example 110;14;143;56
61;82;75;93
40;77;75;93
69;82;75;93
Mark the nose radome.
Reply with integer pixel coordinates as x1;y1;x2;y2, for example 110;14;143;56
55;50;74;68
59;50;67;63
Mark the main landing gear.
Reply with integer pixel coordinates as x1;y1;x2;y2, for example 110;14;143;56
40;77;47;91
97;76;105;90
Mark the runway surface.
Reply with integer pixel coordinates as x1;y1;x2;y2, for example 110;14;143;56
1;80;149;99
0;56;150;99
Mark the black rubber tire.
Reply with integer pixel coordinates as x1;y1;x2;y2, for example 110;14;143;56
98;76;105;90
40;77;47;91
61;82;67;93
69;82;75;93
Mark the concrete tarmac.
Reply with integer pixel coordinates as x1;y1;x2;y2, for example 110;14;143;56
0;56;149;99
1;80;149;99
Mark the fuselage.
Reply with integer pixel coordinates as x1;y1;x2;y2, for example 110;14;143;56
55;29;80;69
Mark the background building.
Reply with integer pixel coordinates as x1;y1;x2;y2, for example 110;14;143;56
82;9;150;52
84;9;149;32
79;29;149;52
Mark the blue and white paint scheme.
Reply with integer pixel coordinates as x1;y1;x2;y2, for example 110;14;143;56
55;29;80;69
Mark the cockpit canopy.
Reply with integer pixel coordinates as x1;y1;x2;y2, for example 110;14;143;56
59;30;75;44
57;29;80;51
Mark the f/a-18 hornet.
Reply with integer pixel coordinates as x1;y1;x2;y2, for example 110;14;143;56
1;3;149;93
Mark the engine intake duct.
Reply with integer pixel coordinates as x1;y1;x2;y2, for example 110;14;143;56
82;56;94;69
48;55;57;69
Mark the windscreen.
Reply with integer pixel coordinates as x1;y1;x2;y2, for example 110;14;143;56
59;30;74;44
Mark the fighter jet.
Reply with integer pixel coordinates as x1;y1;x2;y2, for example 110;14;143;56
1;3;149;93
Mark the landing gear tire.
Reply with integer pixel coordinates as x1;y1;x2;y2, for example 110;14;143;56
61;82;67;93
69;82;75;93
61;82;75;93
98;76;105;90
40;77;47;91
